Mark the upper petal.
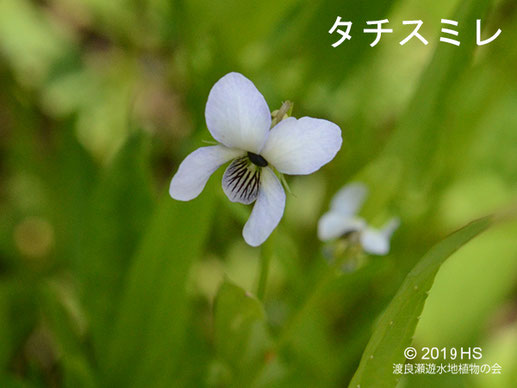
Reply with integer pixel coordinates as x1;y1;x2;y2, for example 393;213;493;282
260;117;342;175
243;167;285;247
330;182;368;216
317;212;366;241
205;72;271;153
170;145;243;201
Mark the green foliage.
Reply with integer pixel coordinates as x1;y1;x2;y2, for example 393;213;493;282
104;186;216;387
349;216;493;388
213;280;271;386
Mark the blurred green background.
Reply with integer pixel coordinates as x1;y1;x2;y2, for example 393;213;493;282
1;0;517;387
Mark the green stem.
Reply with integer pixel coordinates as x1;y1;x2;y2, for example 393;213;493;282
256;240;273;301
247;240;359;387
276;267;335;347
276;239;358;347
271;101;293;127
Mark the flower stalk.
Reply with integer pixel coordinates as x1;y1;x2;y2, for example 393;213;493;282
276;238;360;347
256;237;274;301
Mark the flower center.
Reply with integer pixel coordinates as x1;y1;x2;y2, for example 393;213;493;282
247;152;268;167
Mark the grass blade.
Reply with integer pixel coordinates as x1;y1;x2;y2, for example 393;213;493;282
349;216;493;388
104;182;216;387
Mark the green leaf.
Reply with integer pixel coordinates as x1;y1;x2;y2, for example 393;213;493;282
49;123;98;269
358;0;495;216
185;0;298;54
39;280;97;388
273;0;399;87
379;0;493;184
0;280;38;371
213;280;271;386
0;283;14;369
75;131;153;356
103;181;217;388
0;374;36;388
214;280;266;363
348;216;493;388
0;0;71;87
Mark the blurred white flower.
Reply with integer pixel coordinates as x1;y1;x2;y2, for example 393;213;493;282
318;183;399;255
170;72;342;246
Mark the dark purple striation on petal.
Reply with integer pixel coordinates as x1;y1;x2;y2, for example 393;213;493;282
222;157;261;204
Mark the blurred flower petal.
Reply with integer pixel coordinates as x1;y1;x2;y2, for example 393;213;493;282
381;217;400;237
318;212;366;241
360;227;390;255
330;182;368;216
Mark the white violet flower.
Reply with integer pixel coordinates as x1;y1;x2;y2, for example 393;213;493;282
318;182;399;255
170;72;342;246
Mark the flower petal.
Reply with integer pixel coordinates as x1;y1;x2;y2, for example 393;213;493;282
381;217;401;238
205;72;271;153
170;145;243;201
243;167;285;246
360;228;390;255
222;157;260;205
330;182;368;216
360;218;399;256
260;117;342;175
317;212;366;241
